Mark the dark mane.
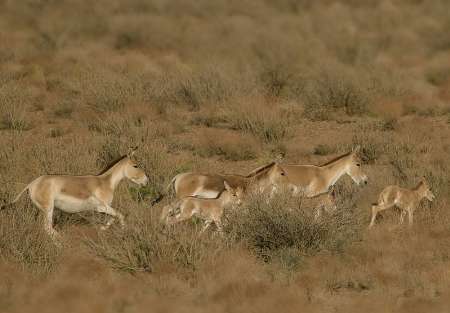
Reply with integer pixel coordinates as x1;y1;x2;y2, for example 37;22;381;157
319;151;352;167
98;154;128;175
245;162;276;178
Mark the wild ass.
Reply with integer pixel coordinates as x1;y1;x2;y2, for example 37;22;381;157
278;146;368;198
3;147;148;239
369;180;435;228
163;181;243;233
164;162;287;200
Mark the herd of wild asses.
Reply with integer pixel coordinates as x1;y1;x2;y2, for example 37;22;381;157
2;146;434;241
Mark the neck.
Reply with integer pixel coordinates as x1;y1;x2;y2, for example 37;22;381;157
415;185;426;200
322;157;350;189
101;162;125;190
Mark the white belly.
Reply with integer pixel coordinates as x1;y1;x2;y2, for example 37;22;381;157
192;188;220;199
54;194;100;213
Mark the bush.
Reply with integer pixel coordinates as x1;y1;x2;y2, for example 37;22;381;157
224;98;291;143
313;144;336;156
195;129;259;161
85;208;223;274
0;84;32;131
0;202;61;274
302;67;369;119
223;191;361;262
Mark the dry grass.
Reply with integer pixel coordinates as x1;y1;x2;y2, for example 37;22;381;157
1;0;450;312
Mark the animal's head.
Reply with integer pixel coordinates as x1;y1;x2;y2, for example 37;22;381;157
346;146;368;186
419;179;435;202
224;181;244;206
124;147;148;186
268;163;288;185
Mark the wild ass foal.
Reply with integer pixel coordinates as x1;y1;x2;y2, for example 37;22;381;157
163;181;243;233
369;180;435;228
5;148;148;239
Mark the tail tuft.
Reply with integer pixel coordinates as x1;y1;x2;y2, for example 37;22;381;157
150;193;164;206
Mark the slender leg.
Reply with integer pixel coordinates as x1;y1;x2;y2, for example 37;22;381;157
314;207;322;221
369;203;395;228
369;205;379;228
32;198;59;240
200;220;213;233
408;208;414;226
160;204;176;223
44;205;59;239
215;220;223;234
399;210;406;224
95;204;125;230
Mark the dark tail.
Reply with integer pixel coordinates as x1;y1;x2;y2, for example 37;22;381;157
150;193;164;206
150;175;179;207
1;183;31;210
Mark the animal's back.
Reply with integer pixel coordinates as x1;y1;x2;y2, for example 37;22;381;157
175;173;231;198
280;164;321;186
378;185;402;205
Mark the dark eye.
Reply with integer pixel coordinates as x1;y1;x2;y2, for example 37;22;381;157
133;165;139;168
356;164;361;167
281;172;286;176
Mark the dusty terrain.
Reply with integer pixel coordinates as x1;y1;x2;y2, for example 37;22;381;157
1;1;450;312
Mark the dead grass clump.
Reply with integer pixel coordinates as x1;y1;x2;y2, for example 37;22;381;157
0;203;61;274
224;191;361;262
53;100;74;118
85;208;224;274
380;117;399;131
146;65;253;111
313;144;336;156
0;83;32;131
75;67;138;113
224;98;291;143
195;129;259;161
302;66;370;120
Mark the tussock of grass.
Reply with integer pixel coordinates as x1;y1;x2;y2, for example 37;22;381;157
85;209;224;274
224;192;362;261
0;84;32;131
0;203;61;274
224;98;291;143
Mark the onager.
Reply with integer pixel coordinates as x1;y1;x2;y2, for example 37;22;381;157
163;181;243;233
4;147;148;239
164;162;287;200
278;146;368;198
369;180;435;228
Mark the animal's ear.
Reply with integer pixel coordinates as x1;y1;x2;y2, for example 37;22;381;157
224;181;232;191
279;167;287;176
128;146;138;157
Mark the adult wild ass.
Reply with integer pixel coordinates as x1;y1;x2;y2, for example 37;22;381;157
279;146;368;198
159;162;286;221
369;180;435;228
163;181;243;233
165;162;286;200
3;147;148;239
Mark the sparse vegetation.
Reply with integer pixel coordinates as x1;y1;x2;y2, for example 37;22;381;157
1;0;450;312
